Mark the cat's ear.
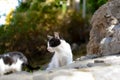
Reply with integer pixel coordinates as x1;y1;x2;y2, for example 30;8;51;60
54;32;60;39
47;35;53;40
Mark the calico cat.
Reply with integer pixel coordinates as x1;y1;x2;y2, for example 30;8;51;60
46;32;73;70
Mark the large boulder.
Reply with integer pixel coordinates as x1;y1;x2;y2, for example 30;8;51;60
87;0;120;55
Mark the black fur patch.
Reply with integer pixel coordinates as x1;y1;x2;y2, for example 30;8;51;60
49;38;61;47
0;52;28;66
2;56;14;65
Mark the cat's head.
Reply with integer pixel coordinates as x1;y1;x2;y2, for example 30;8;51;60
0;52;28;66
47;32;61;52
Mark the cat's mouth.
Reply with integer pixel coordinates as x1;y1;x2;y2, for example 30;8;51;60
48;51;55;53
47;48;55;53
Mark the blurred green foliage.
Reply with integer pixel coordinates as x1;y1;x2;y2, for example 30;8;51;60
0;0;107;67
87;0;107;14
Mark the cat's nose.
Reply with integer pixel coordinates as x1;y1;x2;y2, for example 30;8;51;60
47;47;51;51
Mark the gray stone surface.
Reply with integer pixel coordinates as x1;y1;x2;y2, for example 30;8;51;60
0;71;32;80
1;55;120;80
87;0;120;55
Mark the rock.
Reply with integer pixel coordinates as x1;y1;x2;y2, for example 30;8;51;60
33;69;94;80
87;0;120;55
88;65;120;80
0;71;32;80
1;55;120;80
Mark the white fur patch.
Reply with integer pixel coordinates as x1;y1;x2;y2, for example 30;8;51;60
0;58;23;75
46;40;73;70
